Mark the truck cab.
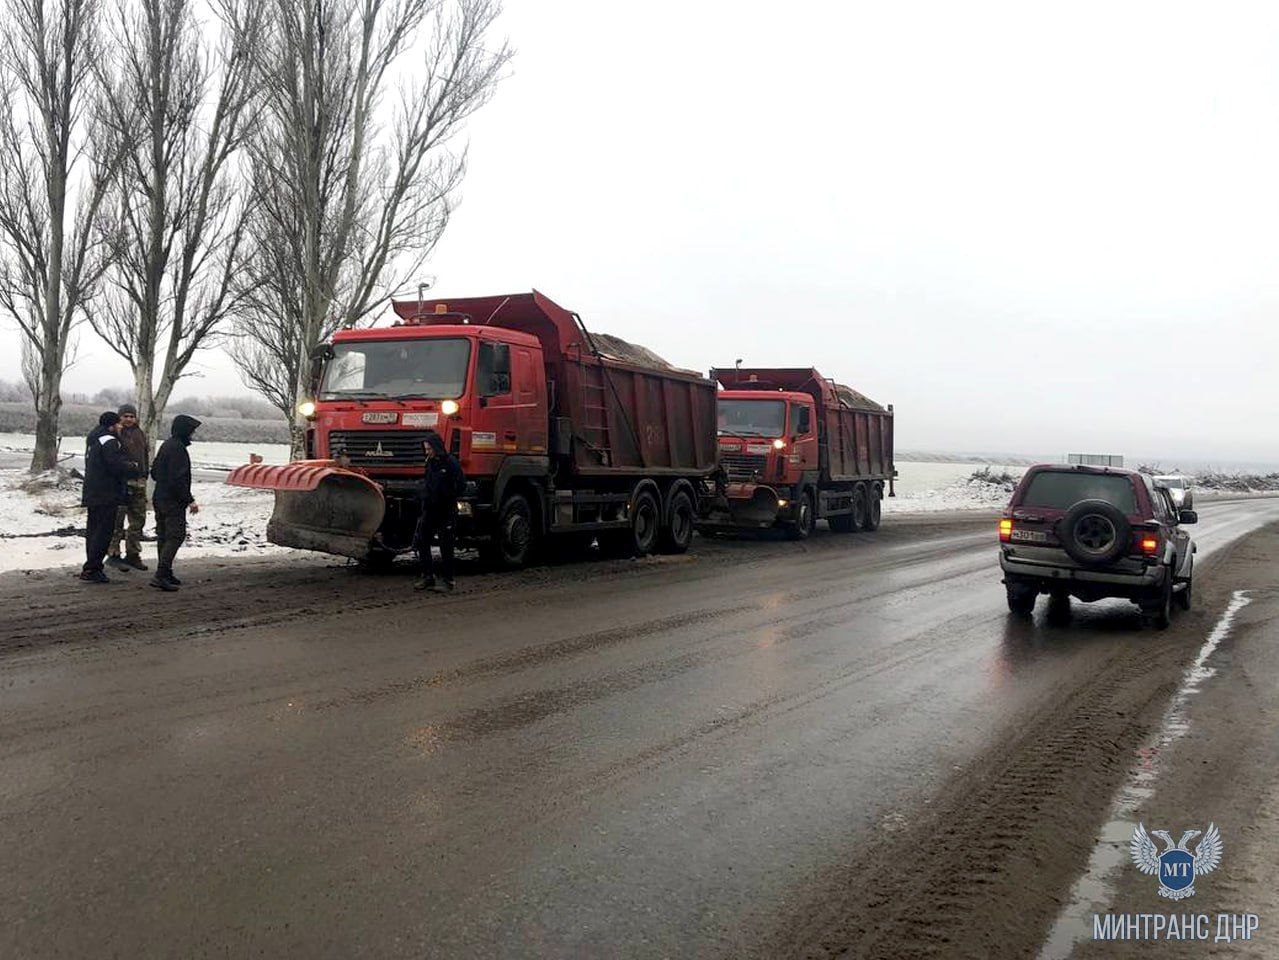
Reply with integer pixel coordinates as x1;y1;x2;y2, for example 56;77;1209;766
716;389;819;526
302;321;549;551
707;367;895;539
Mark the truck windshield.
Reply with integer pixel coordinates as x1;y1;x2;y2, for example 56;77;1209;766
1020;471;1138;514
718;399;786;437
320;338;471;400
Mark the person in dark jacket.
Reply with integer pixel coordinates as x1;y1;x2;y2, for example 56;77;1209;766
80;411;143;583
148;414;201;592
413;430;465;591
109;402;150;571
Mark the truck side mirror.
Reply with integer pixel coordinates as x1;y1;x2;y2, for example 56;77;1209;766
1179;509;1198;525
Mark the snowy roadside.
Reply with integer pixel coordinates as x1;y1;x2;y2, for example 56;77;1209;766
0;463;1019;574
0;467;287;575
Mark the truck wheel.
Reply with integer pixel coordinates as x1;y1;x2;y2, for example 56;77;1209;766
851;483;869;530
484;493;534;569
630;489;661;556
864;485;882;531
786;491;816;540
658;489;696;554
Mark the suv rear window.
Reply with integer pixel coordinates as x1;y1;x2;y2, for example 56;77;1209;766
1019;471;1138;514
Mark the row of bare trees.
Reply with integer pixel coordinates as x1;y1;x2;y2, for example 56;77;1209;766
0;0;508;469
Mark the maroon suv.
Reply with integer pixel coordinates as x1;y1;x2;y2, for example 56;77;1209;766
998;465;1197;628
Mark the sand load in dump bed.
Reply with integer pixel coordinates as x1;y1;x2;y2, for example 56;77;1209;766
588;332;700;377
833;383;886;413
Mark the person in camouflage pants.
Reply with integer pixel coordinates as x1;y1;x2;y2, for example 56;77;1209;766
109;404;150;571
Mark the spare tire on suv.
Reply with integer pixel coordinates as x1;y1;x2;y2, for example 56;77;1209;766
1058;499;1130;566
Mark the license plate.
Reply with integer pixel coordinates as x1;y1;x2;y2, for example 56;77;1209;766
402;412;439;428
1011;529;1049;543
361;411;398;424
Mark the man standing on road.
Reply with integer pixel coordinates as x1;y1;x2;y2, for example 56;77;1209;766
413;430;465;592
80;412;142;584
148;414;201;592
108;403;149;572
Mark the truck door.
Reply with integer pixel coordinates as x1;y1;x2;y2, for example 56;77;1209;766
790;401;818;475
512;346;547;454
471;340;515;469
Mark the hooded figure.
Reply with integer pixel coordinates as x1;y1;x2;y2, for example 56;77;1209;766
80;411;143;582
148;414;202;591
413;430;465;591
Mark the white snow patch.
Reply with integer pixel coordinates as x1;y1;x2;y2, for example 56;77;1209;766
0;467;287;574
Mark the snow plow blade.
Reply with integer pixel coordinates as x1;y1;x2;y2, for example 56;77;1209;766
698;483;782;530
725;483;782;526
226;461;386;560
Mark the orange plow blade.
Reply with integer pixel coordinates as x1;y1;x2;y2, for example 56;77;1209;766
226;461;386;560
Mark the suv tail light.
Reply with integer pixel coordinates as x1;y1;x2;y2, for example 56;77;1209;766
1133;529;1160;556
999;518;1013;543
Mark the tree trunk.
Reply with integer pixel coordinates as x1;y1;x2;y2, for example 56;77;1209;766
30;387;62;472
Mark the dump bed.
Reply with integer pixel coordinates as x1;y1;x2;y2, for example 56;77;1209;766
391;290;718;479
714;367;894;482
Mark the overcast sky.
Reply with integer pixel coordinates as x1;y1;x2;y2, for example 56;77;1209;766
4;0;1278;465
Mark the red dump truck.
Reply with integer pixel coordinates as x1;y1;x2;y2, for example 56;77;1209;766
228;291;719;566
700;368;895;538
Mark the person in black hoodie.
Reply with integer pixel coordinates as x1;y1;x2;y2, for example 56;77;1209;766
148;414;201;591
413;430;465;592
81;411;143;583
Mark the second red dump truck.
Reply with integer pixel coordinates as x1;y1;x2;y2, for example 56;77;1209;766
227;291;895;564
701;368;895;538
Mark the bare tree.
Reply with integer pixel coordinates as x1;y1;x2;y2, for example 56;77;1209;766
88;0;261;446
0;0;120;471
229;0;509;452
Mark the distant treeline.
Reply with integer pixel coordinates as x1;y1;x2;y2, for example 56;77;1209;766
0;401;289;444
0;379;284;423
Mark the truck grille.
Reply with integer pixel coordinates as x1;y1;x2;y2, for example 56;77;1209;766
328;430;430;467
721;453;767;482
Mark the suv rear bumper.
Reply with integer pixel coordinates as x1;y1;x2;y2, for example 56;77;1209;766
1000;550;1168;599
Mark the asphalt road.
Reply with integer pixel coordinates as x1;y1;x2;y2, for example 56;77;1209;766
2;499;1278;958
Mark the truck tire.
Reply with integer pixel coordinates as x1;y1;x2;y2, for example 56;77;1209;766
851;483;869;530
658;489;696;554
864;484;882;531
605;489;661;557
786;490;816;540
483;493;535;569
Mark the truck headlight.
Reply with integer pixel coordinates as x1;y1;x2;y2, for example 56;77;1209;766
297;400;316;419
456;501;473;516
441;399;459;416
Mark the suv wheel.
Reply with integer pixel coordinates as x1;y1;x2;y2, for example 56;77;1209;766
1006;583;1036;615
1142;573;1173;630
1175;560;1193;611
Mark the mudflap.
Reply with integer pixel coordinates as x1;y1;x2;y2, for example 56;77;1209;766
227;461;386;560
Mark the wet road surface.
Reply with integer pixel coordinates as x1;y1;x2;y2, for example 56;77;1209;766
2;500;1278;958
